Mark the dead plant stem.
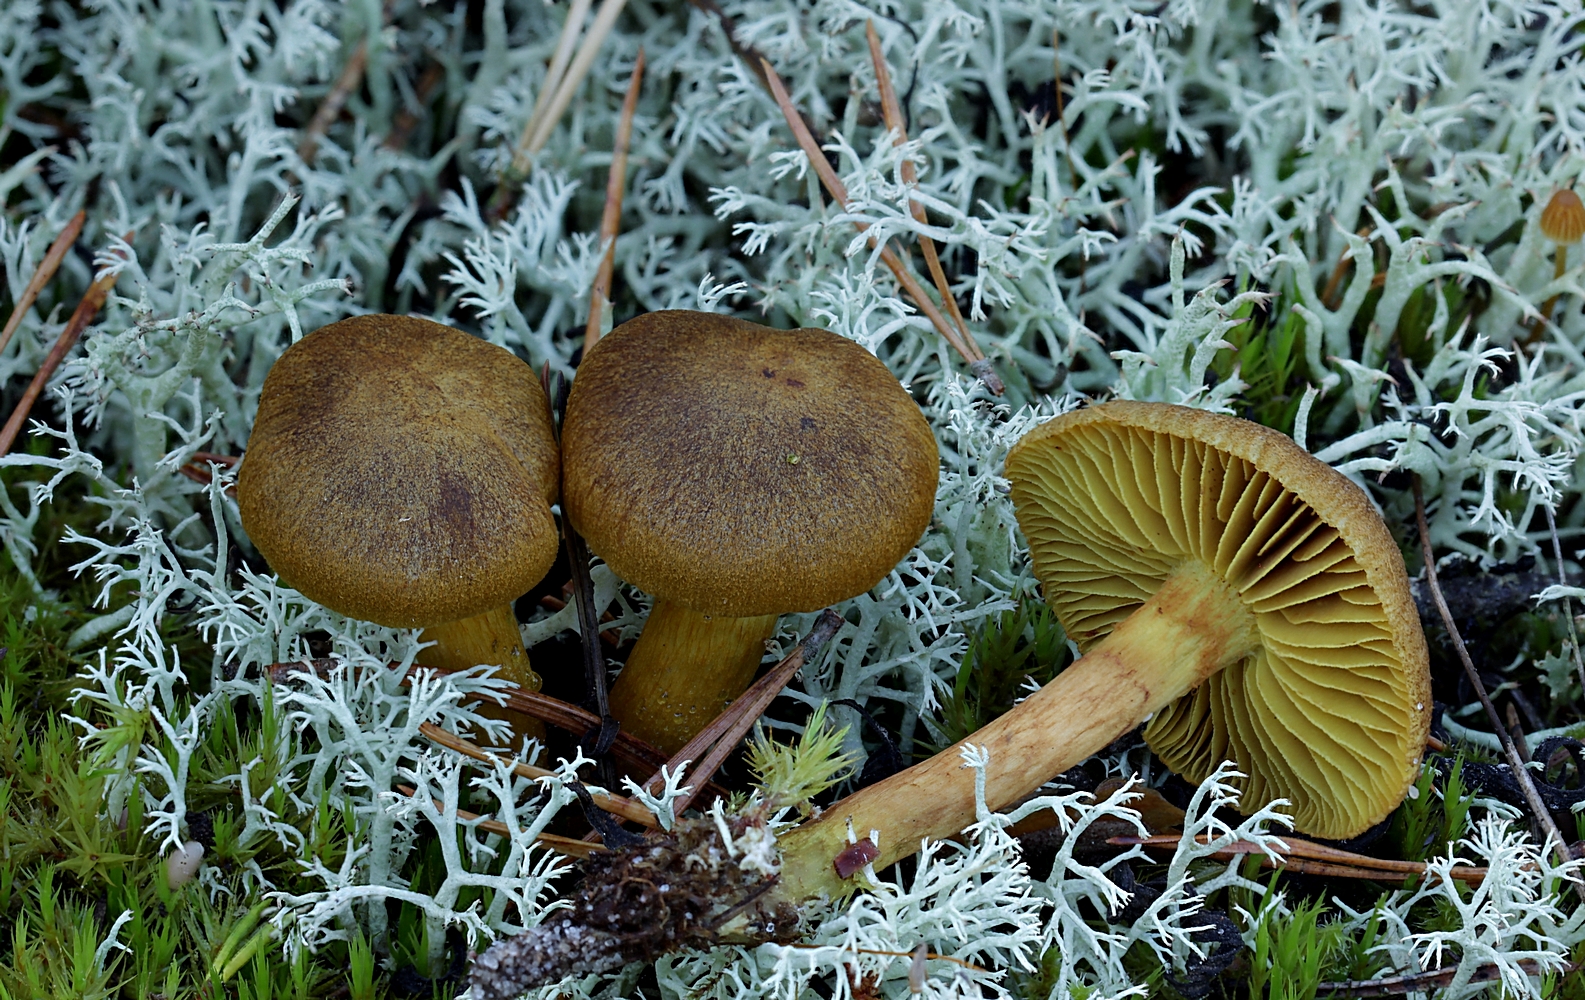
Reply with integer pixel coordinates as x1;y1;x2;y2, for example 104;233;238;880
0;209;84;358
1544;503;1585;695
759;59;1001;394
864;22;998;393
1413;475;1573;871
584;48;645;354
0;236;128;458
646;609;844;814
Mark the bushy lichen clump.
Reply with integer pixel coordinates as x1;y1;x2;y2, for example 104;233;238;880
5;0;1585;996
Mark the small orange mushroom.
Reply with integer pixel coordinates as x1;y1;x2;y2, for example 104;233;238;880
1538;188;1585;327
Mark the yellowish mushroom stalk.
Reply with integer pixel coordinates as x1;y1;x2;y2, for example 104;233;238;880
605;601;778;752
420;605;539;691
760;402;1431;910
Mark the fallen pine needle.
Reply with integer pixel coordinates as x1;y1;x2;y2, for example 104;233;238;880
759;58;1001;394
0;209;84;358
0;234;130;458
418;720;659;829
585;48;645;353
1111;833;1493;884
394;784;606;858
864;22;999;393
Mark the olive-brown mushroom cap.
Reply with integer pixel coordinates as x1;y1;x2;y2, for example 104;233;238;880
1006;401;1431;838
238;315;561;629
562;311;938;617
1542;189;1585;245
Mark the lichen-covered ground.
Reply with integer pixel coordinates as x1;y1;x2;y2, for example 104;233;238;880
4;0;1585;997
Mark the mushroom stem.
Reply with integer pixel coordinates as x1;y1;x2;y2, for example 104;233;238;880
606;600;780;754
766;561;1258;909
421;605;547;741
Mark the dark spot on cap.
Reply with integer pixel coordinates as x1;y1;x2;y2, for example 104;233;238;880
436;471;477;536
763;368;776;378
800;417;816;430
785;378;805;388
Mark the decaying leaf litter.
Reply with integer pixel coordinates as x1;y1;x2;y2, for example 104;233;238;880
6;0;1585;998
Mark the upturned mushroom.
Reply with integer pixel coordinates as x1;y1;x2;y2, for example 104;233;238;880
560;310;938;753
769;401;1429;904
238;314;561;694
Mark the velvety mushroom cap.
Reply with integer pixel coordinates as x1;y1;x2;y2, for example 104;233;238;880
1542;189;1585;245
238;315;561;629
562;311;938;616
1006;401;1430;838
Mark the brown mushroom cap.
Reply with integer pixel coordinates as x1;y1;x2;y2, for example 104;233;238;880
1542;189;1585;245
1006;401;1430;838
238;315;561;629
562;310;938;616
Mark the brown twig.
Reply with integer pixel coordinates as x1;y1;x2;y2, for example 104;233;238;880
759;59;1001;395
1413;475;1573;869
263;658;681;777
584;48;645;354
863;23;998;394
384;61;445;151
0;209;84;358
1112;833;1493;885
418;721;660;829
394;784;605;858
1544;504;1585;696
647;608;845;815
299;40;370;165
1320;226;1373;310
177;451;241;491
508;0;593;179
1317;959;1569;998
0;236;128;458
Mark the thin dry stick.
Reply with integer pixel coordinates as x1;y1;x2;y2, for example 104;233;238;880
1114;833;1492;884
507;0;595;178
525;0;629;158
418;721;659;829
384;60;445;151
760;59;1002;394
1544;503;1585;694
863;22;999;394
0;239;127;457
1413;475;1573;865
645;609;845;815
1317;959;1568;998
0;209;84;358
584;48;645;354
299;39;370;164
394;785;605;858
264;658;679;775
